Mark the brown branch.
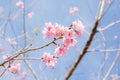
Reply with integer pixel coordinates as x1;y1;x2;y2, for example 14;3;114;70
0;37;60;67
64;0;105;80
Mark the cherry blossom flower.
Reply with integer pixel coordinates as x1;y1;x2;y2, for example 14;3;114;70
8;38;17;45
69;7;79;15
47;60;57;69
54;46;67;57
28;12;34;18
41;52;57;68
42;20;84;68
63;37;77;47
65;29;74;38
41;52;51;62
3;55;10;60
72;20;84;37
42;22;53;38
9;63;20;74
52;23;64;37
16;1;24;8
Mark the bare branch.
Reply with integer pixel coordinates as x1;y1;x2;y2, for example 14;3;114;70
0;37;61;67
23;59;39;80
98;20;120;31
87;48;120;53
64;0;105;80
103;51;120;80
14;57;41;60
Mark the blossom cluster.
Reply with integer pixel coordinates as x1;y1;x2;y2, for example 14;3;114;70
3;55;20;74
42;20;84;68
9;62;21;74
41;52;57;69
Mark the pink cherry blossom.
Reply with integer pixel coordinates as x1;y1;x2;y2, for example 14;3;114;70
3;55;10;60
8;38;17;45
28;12;34;18
16;1;24;9
54;46;67;57
47;60;56;69
72;20;84;37
64;29;74;38
42;20;84;68
41;52;57;68
9;63;20;74
42;22;53;38
41;52;51;62
63;37;77;47
69;7;79;15
52;24;64;37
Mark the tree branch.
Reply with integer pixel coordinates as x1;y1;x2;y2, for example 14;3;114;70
98;20;120;32
103;51;120;80
0;37;60;67
64;0;105;80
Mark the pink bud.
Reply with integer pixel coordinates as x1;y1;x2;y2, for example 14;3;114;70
3;55;10;60
69;7;79;15
28;12;34;18
9;63;20;74
8;38;17;45
16;1;24;8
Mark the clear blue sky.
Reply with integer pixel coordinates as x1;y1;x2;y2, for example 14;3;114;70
0;0;120;80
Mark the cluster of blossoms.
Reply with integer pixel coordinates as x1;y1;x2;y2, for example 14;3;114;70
42;20;84;68
3;55;20;74
41;52;57;69
9;62;21;74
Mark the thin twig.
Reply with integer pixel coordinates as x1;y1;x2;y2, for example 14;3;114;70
87;49;120;53
97;31;107;80
0;37;60;67
14;57;41;60
98;20;120;31
103;52;120;80
23;59;39;80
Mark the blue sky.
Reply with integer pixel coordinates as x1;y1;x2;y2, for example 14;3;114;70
0;0;120;80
